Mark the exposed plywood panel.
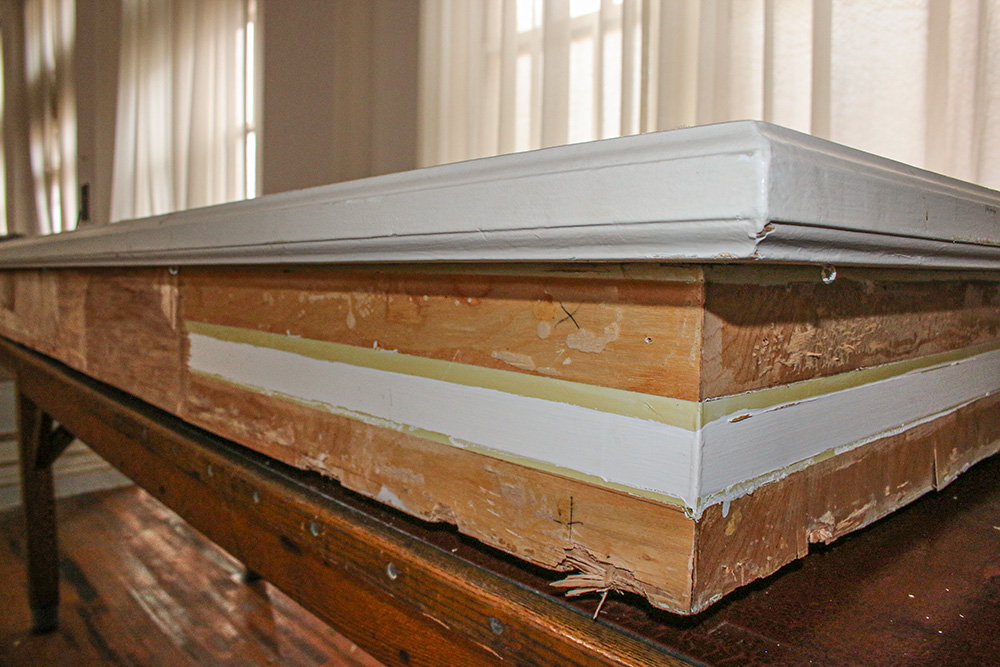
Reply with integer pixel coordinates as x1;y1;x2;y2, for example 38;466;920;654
183;265;705;401
693;391;1000;610
702;267;1000;398
0;270;88;369
82;269;185;414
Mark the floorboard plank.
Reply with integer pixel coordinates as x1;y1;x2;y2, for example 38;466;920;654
0;486;386;667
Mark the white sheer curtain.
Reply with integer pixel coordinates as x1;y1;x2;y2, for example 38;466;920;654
420;0;1000;190
111;0;251;222
24;0;77;234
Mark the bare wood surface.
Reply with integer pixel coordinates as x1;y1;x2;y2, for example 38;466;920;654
702;268;1000;398
83;269;184;414
4;382;1000;666
0;269;88;369
182;265;705;400
693;390;1000;610
0;337;695;667
2;264;1000;615
184;372;697;612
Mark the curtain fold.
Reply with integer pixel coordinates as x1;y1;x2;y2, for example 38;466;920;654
111;0;247;222
420;0;1000;190
24;0;76;234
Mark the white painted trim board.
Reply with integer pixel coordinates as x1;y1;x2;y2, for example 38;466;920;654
0;121;998;269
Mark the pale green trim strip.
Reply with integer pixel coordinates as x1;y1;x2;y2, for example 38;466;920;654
186;320;702;430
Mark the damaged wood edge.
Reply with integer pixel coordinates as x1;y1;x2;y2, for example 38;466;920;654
689;390;1000;612
701;269;1000;399
182;371;697;613
0;336;696;667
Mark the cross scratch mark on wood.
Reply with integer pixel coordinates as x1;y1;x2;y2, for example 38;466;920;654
558;303;581;329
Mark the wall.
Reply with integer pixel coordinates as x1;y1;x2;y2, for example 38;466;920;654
261;0;420;194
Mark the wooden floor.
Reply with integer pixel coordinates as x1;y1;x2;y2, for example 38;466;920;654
0;485;386;667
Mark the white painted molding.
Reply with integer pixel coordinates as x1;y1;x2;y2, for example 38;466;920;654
0;121;997;269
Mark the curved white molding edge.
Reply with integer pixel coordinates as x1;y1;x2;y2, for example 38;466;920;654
0;121;997;269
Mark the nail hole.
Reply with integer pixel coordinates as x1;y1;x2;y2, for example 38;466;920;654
308;521;320;536
643;336;653;344
489;617;504;635
386;562;399;580
821;265;838;284
252;491;260;504
168;266;179;275
206;464;214;477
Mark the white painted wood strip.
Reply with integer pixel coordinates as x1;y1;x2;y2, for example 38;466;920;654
189;331;1000;515
187;332;701;506
0;121;998;269
698;346;1000;506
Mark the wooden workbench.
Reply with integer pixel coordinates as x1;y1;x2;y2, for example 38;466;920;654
5;334;1000;667
2;121;1000;628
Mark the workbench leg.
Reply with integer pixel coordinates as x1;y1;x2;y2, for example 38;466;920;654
17;392;60;633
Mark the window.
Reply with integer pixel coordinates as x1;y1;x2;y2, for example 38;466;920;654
0;31;7;236
111;0;260;221
421;0;1000;190
24;0;76;233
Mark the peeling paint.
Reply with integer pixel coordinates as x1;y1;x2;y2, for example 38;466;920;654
566;322;620;353
376;485;409;512
491;350;536;371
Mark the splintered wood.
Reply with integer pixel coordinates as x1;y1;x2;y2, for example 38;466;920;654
0;263;997;614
